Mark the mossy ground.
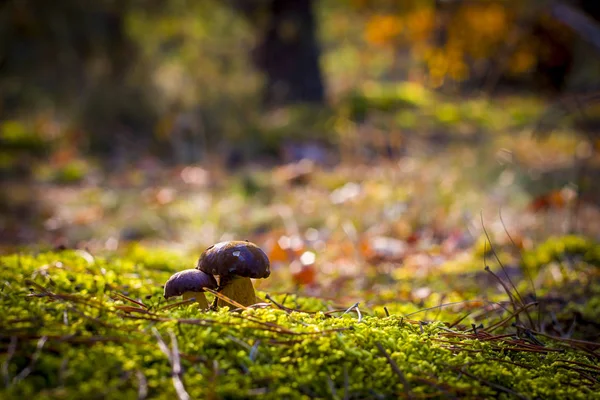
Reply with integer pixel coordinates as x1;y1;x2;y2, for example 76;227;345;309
1;244;599;399
3;3;600;398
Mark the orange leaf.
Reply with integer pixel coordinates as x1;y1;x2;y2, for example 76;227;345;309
291;262;317;286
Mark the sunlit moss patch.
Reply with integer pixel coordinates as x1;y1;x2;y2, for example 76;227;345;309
1;251;598;399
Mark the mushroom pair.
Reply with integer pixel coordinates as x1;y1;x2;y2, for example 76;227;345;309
163;240;270;309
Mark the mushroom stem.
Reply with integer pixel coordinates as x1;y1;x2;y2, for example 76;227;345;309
218;277;257;308
182;291;210;309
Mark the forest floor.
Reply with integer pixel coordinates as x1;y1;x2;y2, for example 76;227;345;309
1;90;599;398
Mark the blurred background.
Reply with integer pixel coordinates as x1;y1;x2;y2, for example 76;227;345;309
1;0;600;294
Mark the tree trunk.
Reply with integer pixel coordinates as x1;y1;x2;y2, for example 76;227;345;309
250;0;325;107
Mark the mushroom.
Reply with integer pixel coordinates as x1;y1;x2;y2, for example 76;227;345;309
163;269;218;309
196;240;270;308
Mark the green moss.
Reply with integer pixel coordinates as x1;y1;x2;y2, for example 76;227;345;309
0;120;47;153
1;252;598;399
345;82;433;120
522;235;600;272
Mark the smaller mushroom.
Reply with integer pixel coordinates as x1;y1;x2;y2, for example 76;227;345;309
163;269;218;310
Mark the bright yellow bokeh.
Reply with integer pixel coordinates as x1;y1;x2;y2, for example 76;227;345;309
364;14;404;47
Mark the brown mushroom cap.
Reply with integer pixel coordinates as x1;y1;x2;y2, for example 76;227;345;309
163;269;218;299
196;241;270;279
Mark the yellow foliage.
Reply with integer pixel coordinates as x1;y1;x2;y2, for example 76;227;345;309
405;6;435;42
462;3;508;39
360;3;541;85
509;45;537;74
427;3;511;82
364;14;403;47
449;3;510;60
448;59;469;81
427;49;448;79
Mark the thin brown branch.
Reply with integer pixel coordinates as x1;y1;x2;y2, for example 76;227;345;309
157;298;198;312
498;209;537;330
112;292;149;309
554;359;600;372
550;2;600;52
153;329;190;400
375;341;413;399
513;325;600;349
203;288;248;310
480;212;526;312
452;366;529;400
1;336;17;387
486;302;538;333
